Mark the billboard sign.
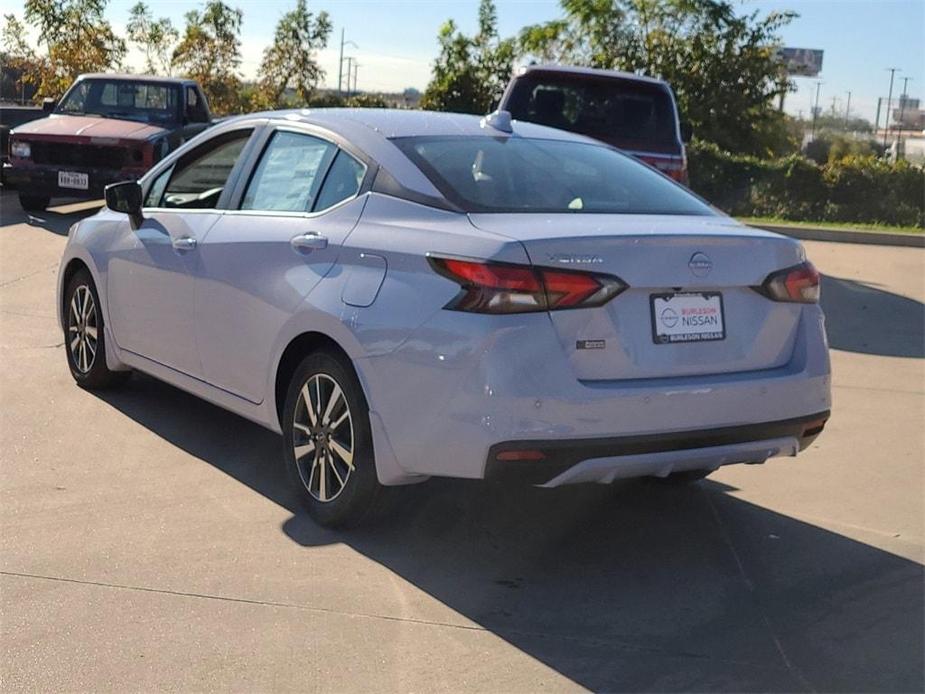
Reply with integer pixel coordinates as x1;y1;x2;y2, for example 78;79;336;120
777;48;824;77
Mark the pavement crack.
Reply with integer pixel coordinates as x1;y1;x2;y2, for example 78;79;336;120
0;263;58;290
0;569;794;674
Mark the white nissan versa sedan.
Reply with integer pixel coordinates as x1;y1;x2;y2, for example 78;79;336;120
57;109;832;526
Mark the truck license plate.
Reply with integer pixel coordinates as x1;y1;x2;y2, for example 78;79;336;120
58;171;89;190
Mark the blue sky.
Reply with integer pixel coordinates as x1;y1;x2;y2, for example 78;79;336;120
4;0;923;124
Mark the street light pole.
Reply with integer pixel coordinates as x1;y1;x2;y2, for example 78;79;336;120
343;57;354;94
811;81;823;141
883;67;900;151
896;77;913;160
353;63;359;95
844;91;851;129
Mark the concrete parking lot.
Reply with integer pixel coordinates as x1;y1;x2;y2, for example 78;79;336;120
1;188;922;692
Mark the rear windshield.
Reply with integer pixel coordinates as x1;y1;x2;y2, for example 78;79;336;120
394;136;714;215
505;74;678;148
57;79;180;125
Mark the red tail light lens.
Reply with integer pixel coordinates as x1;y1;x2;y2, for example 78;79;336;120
759;261;820;303
428;257;627;314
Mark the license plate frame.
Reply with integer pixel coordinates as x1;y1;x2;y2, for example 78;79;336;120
650;291;726;345
58;171;89;190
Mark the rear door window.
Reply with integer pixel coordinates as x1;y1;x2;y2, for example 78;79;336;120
506;74;677;148
241;131;337;212
314;151;366;211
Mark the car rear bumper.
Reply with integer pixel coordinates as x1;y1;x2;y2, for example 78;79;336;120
360;303;831;483
485;411;828;486
5;164;140;199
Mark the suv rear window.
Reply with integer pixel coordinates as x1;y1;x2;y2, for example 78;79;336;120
394;136;713;215
505;74;678;148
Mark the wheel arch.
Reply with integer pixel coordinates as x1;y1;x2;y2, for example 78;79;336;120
273;331;359;429
59;257;93;330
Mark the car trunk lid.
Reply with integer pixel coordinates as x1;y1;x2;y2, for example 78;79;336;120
468;214;806;380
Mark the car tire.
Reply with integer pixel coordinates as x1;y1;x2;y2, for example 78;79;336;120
282;350;383;528
63;269;130;389
19;193;50;212
651;468;714;485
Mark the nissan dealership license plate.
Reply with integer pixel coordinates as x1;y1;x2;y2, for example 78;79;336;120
58;171;88;190
651;292;725;344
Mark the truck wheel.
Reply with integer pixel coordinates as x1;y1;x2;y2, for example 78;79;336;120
20;194;50;212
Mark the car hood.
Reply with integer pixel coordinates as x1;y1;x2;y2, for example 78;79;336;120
12;114;169;141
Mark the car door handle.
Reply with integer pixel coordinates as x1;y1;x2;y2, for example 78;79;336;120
172;236;197;251
290;233;328;252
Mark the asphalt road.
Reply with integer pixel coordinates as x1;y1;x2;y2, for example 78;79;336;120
1;189;923;692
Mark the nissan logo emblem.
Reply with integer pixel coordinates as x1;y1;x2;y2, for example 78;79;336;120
688;252;713;277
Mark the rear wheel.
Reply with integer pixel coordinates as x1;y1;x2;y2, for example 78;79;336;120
64;269;129;389
651;469;714;485
20;193;50;212
282;350;382;528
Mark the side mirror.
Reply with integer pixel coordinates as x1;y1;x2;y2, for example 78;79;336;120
105;181;144;227
680;121;693;143
42;98;56;113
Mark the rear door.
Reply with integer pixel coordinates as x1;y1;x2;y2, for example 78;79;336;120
106;127;255;376
194;126;370;403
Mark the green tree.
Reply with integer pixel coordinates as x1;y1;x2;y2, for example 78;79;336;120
1;14;48;101
127;2;179;75
519;0;797;157
420;0;515;114
172;1;243;114
20;0;126;98
256;0;332;107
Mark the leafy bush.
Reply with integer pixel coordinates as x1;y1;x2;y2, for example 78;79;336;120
688;141;924;227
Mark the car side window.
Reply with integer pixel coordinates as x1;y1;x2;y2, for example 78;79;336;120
159;129;253;209
241;131;336;212
314;150;366;211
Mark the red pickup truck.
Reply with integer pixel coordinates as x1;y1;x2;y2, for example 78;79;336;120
7;73;213;211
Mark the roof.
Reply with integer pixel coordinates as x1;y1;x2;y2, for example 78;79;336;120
215;108;603;209
245;107;595;142
77;73;197;85
515;63;669;87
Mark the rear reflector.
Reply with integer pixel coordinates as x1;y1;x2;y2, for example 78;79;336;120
801;417;828;438
496;450;546;461
428;256;627;314
759;261;821;304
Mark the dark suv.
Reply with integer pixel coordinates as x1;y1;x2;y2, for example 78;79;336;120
499;64;690;184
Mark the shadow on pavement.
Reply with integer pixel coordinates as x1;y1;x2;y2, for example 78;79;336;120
821;274;925;358
0;188;102;235
94;373;924;692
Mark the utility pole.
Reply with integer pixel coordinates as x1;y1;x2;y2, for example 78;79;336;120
352;62;359;95
343;56;354;94
811;81;823;141
883;67;900;151
844;91;852;129
897;77;913;160
337;30;358;95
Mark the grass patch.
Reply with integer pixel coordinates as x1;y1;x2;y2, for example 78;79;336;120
737;217;924;235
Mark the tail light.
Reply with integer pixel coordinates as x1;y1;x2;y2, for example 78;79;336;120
428;257;627;314
759;261;820;303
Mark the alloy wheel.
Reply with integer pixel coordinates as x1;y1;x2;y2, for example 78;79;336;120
68;285;98;374
292;373;355;503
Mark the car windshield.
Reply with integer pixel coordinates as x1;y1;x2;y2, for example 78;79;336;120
505;74;678;149
56;79;180;125
394;136;714;215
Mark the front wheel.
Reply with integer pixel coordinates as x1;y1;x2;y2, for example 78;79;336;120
20;193;50;212
282;351;383;528
63;269;129;389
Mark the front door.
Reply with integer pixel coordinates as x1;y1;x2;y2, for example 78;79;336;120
106;128;255;376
